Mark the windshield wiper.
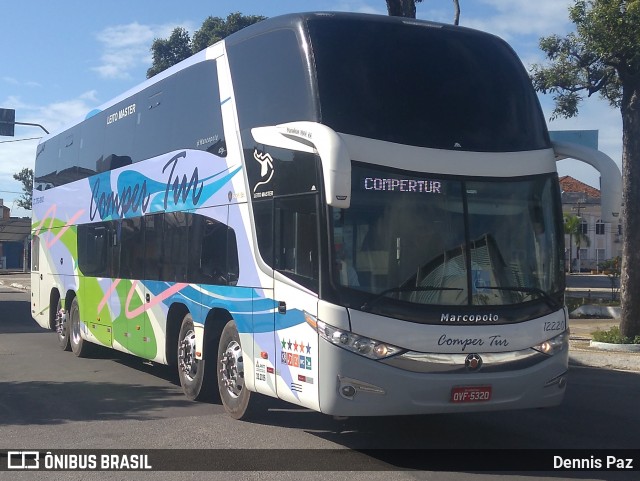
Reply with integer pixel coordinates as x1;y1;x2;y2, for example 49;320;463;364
477;286;561;309
361;286;463;311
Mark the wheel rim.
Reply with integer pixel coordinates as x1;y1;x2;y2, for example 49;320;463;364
55;306;67;340
220;340;244;398
178;329;198;382
71;311;81;346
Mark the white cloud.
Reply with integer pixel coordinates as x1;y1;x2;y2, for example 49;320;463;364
0;137;38;217
92;21;195;79
0;92;104;213
460;0;574;40
331;2;385;15
3;91;99;135
3;77;42;88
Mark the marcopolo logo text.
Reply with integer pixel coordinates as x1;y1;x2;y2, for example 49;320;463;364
441;313;499;323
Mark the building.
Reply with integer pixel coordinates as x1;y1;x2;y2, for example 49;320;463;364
0;199;31;270
560;176;621;272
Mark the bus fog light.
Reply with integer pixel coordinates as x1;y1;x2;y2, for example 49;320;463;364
340;385;357;399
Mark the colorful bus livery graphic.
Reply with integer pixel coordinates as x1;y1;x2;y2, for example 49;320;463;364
32;148;246;360
32;13;569;420
34;149;242;225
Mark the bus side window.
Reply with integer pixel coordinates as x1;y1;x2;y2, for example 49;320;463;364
120;218;144;280
144;214;164;281
274;194;319;291
185;212;239;286
253;200;274;267
78;223;109;277
163;212;190;282
226;228;239;286
200;219;230;284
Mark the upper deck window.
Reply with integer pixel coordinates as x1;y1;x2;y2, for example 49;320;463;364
308;17;550;152
227;28;316;132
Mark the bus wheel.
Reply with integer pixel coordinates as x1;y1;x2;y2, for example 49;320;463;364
69;297;92;357
177;313;213;401
55;297;70;351
217;320;260;420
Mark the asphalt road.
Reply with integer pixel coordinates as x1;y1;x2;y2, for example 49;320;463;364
1;283;639;481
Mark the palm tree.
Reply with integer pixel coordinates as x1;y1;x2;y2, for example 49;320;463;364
564;214;590;273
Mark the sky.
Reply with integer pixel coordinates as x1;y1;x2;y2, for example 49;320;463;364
0;0;623;218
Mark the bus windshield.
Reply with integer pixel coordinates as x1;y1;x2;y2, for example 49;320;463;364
331;164;564;314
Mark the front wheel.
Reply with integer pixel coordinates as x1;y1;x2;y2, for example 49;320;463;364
217;320;261;420
177;313;214;401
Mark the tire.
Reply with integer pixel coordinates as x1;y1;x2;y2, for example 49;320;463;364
177;313;214;401
217;320;261;420
55;297;70;351
69;297;93;357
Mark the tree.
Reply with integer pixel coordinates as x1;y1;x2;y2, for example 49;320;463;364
386;0;421;17
530;0;640;337
563;214;590;273
147;13;266;78
147;27;192;79
191;12;266;53
13;167;33;211
385;0;461;24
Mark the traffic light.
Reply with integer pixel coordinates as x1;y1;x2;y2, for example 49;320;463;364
0;108;16;136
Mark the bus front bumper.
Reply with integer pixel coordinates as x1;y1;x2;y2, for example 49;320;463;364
317;337;568;417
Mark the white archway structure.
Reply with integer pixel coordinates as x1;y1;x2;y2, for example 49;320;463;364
552;140;622;223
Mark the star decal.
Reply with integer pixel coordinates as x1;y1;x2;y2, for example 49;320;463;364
306;343;311;354
293;340;299;352
281;338;286;349
287;339;292;350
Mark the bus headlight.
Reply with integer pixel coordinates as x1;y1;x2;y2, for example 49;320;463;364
315;319;404;360
533;331;569;356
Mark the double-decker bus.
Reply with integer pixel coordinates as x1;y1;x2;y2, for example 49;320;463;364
31;12;568;419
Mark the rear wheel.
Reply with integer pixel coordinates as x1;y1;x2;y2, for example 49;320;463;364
55;297;70;351
217;320;261;420
177;313;214;401
69;297;93;357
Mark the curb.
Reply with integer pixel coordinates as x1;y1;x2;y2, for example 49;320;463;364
569;340;640;372
589;340;640;353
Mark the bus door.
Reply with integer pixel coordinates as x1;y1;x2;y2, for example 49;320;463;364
77;222;115;349
113;217;146;356
272;194;321;411
30;234;45;326
136;213;163;360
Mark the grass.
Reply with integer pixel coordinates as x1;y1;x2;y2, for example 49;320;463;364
591;326;640;345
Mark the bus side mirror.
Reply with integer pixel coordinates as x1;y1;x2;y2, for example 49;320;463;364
251;121;351;208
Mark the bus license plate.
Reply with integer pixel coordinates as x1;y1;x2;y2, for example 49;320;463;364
450;386;492;403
